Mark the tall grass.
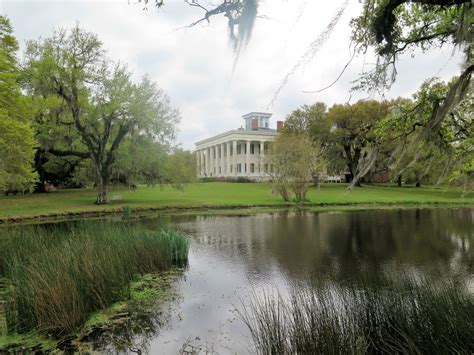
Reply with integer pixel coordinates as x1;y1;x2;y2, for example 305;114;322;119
241;276;474;354
0;223;188;335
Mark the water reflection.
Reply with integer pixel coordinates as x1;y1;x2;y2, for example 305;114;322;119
134;208;473;353
164;209;473;278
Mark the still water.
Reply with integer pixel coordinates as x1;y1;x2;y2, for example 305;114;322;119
125;208;474;354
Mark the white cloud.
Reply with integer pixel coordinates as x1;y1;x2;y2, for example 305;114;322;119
2;0;463;149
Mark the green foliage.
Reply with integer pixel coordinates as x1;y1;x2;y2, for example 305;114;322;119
327;100;392;184
270;133;325;202
352;1;467;55
350;1;472;91
112;136;168;188
122;205;133;220
376;78;473;187
24;25;180;204
0;223;188;335
284;103;345;176
283;102;329;137
164;149;197;190
74;136;195;190
31;94;85;190
0;16;37;193
0;113;37;193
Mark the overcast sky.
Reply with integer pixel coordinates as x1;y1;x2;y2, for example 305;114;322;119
1;0;463;149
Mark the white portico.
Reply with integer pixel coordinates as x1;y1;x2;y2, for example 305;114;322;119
195;112;282;180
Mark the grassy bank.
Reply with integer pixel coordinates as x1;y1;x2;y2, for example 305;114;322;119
0;183;472;221
0;223;188;336
0;270;183;353
241;276;474;354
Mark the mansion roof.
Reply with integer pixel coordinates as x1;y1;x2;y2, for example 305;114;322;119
195;128;278;148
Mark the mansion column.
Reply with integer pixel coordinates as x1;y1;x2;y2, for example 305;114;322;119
226;141;231;176
246;141;251;176
260;141;265;174
214;145;218;176
213;145;217;176
215;145;218;176
209;147;213;177
220;143;225;176
232;140;237;176
202;149;206;177
206;147;210;177
212;146;216;176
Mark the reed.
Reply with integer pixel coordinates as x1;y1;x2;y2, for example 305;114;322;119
0;222;188;335
241;276;474;354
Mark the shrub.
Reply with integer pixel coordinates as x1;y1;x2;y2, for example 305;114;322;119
200;177;215;183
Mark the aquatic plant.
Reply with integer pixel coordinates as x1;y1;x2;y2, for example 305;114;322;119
0;223;188;335
241;276;474;354
122;205;133;220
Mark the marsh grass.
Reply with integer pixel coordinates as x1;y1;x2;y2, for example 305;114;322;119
241;276;474;354
0;223;188;335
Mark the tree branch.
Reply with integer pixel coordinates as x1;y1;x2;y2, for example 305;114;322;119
104;124;130;171
395;29;456;53
47;148;90;159
424;64;472;133
374;0;469;54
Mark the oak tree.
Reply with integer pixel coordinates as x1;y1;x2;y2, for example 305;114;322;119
25;25;180;204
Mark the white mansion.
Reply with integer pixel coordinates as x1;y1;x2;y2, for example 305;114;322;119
195;112;283;180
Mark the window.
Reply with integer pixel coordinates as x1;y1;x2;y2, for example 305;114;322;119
219;166;221;174
250;163;255;173
231;165;233;173
250;143;255;154
237;144;241;155
264;164;268;173
237;164;241;173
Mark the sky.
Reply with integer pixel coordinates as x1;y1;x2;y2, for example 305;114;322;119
1;0;464;149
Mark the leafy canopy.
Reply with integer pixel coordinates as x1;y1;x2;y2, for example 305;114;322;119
0;16;37;193
24;25;180;203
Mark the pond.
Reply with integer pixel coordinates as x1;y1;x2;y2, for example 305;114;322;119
2;208;472;353
132;207;473;354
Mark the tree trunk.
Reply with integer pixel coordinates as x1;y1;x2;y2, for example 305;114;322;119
344;145;355;183
415;180;421;188
95;175;109;204
94;157;110;204
397;175;402;187
346;147;379;191
353;148;362;187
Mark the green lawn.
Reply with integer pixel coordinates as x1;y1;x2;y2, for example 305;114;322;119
0;183;472;219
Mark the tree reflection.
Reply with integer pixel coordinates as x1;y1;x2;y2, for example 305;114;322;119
163;208;474;284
